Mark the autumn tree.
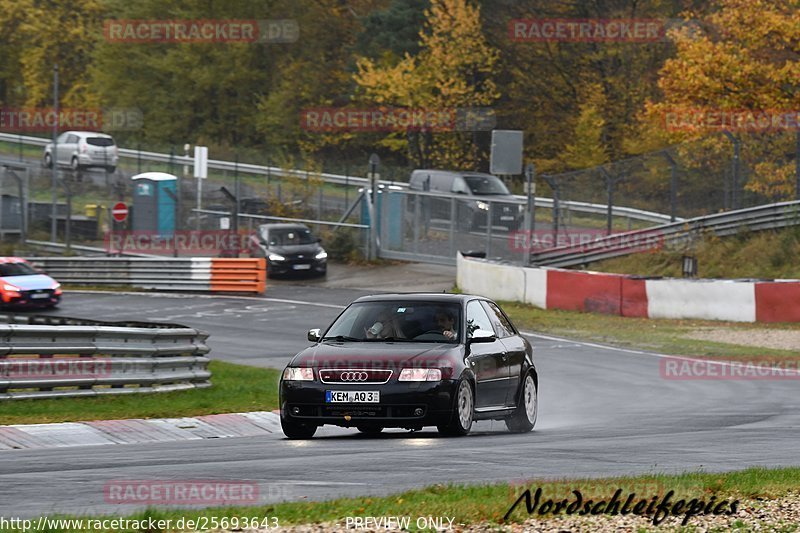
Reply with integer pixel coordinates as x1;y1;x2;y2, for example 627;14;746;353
354;0;500;168
646;0;800;200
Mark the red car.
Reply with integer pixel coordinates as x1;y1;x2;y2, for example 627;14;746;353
0;257;62;309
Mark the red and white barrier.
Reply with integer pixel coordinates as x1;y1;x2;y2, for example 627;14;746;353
457;253;800;323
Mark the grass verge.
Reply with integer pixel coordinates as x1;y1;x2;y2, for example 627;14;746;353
0;360;280;425
3;467;798;531
500;301;800;359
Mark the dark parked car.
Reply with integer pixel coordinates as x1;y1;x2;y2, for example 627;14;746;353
249;223;327;277
279;293;538;438
408;170;525;231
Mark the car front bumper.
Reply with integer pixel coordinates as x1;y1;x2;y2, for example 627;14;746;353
280;379;458;428
268;258;327;275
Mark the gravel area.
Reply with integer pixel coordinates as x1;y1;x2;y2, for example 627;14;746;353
684;328;800;351
223;492;800;532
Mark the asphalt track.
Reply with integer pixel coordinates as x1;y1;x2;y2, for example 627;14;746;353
1;289;799;519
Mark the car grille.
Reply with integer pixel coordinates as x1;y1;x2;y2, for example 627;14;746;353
289;404;426;419
19;289;55;301
319;369;393;384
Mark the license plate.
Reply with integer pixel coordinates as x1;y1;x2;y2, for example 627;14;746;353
30;293;49;299
326;390;379;403
500;216;514;221
293;264;311;270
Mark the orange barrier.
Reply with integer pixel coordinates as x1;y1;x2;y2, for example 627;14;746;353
210;258;266;293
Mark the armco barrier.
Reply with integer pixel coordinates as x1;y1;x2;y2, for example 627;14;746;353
0;313;210;400
458;252;800;323
26;257;266;293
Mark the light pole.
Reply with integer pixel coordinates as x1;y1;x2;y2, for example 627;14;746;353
722;130;740;210
525;162;535;266
50;64;59;242
367;153;380;260
662;151;678;222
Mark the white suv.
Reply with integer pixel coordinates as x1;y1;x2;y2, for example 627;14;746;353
43;131;118;173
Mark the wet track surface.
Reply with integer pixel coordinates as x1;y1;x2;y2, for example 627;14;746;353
1;289;799;518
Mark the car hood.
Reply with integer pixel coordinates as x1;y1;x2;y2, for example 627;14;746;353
290;342;462;375
0;274;56;290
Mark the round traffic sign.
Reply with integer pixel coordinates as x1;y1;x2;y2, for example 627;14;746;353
112;202;128;222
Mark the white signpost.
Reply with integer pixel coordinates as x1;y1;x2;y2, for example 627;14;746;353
194;146;208;228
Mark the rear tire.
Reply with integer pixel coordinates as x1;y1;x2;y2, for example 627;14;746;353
280;416;317;439
70;157;80;171
505;373;537;433
437;378;473;437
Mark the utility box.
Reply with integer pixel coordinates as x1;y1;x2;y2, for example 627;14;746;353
131;172;177;237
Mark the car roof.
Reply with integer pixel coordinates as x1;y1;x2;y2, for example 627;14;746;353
62;131;114;138
352;293;488;304
0;257;28;264
411;170;497;179
258;223;310;231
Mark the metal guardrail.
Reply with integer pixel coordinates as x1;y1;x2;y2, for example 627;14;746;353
0;313;210;400
0;132;677;224
26;257;267;293
24;239;156;257
531;200;800;267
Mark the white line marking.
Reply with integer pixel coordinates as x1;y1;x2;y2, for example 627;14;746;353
68;290;345;309
521;330;798;374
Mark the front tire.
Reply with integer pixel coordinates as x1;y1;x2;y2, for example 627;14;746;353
505;373;537;433
437;378;474;436
44;153;53;168
280;416;317;439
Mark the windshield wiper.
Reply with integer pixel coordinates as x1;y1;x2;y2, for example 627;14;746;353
322;335;362;342
364;336;414;342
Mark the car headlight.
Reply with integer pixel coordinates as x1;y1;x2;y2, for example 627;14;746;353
268;253;286;261
51;282;62;295
283;367;314;381
398;368;442;382
315;250;328;260
518;204;526;213
476;201;489;211
3;283;20;292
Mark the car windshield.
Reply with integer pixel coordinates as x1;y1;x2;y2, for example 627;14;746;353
86;137;114;147
464;175;510;195
323;301;461;343
263;227;316;246
0;262;37;276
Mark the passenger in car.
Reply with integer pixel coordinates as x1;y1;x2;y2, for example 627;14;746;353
366;309;406;339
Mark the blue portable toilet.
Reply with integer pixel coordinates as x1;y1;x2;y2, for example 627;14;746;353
131;172;177;238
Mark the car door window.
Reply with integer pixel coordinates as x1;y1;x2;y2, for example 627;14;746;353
481;301;515;338
466;300;494;339
56;133;69;143
451;177;469;194
66;134;79;144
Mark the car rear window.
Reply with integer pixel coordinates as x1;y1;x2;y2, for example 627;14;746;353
86;137;115;147
0;262;37;276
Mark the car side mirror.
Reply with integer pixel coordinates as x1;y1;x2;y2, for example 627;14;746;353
307;328;321;342
468;329;496;343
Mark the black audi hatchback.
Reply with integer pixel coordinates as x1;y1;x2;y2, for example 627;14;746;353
279;293;538;438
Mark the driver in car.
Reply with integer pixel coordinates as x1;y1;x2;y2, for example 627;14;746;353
434;309;457;340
